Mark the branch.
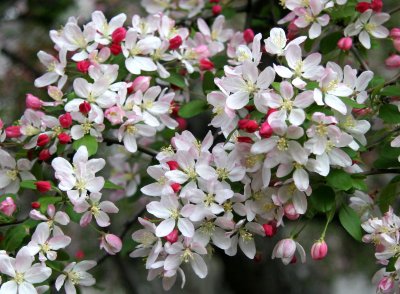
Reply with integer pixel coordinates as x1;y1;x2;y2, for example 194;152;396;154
350;47;370;71
0;218;28;228
359;169;400;176
103;138;158;157
389;5;400;15
367;126;400;150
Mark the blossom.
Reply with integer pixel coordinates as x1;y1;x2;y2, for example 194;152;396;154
293;0;330;39
272;238;306;265
118;116;156;153
344;10;390;49
29;204;70;236
55;260;96;294
34;50;67;88
264;27;306;56
0;247;52;293
0;197;16;216
91;11;127;45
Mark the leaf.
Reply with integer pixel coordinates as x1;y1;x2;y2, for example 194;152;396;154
162;72;186;88
380;86;400;97
320;32;342;54
379;104;400;124
104;180;124;190
222;7;236;19
210;55;228;69
340;97;366;109
38;197;63;212
310;185;336;213
339;206;363;241
203;71;217;94
326;169;353;191
73;135;98;156
378;176;400;212
178;100;208;118
4;225;29;251
20;180;37;190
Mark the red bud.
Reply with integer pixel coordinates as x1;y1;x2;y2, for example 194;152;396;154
58;133;71;144
59;113;72;129
37;134;50;147
35;181;52;193
76;60;91;73
111;27;127;43
79;101;91;114
164;229;179;244
169;35;183;50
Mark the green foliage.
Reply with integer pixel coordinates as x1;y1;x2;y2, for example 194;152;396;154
379;104;400;124
178;99;209;118
3;225;29;251
162;72;186;88
380;86;400;97
374;142;400;169
20;180;37;190
203;71;217;94
378;176;400;212
326;169;353;191
320;32;342;54
104;180;124;190
339;206;363;241
73;135;98;157
310;185;336;213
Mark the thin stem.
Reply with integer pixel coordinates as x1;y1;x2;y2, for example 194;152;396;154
367;72;400;94
291;222;308;240
389;5;400;15
359;169;400;176
0;218;27;227
350;47;370;71
367;126;400;149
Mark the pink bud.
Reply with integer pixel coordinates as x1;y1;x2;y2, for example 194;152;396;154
243;29;255;43
385;54;400;69
166;161;179;170
110;43;122;55
199;58;215;71
311;240;328;260
5;126;22;138
175;117;187;130
273;238;296;261
337;37;352;51
31;201;40;209
212;5;222;15
111;27;127;43
284;203;300;220
59;113;73;129
58;133;71;144
355;2;371;13
371;0;383;12
79;101;91;114
105;105;125;125
393;38;400;52
38;149;51;161
169;35;183;50
170;183;181;193
75;250;85;260
35;181;52;193
26;94;43;109
100;234;122;255
129;76;151;93
37;134;50;147
262;221;277;237
0;197;16;216
76;60;91;73
390;28;400;39
378;276;394;293
259;121;273;138
165;229;179;244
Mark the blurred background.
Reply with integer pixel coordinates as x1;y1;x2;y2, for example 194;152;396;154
0;0;399;293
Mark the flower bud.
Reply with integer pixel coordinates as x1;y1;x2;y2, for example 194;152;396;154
212;5;222;15
110;43;122;55
59;113;73;129
79;101;91;114
35;181;52;193
75;250;85;260
259;121;273;138
169;35;183;50
76;60;91;73
371;0;383;12
237;136;253;143
175;117;187;130
355;2;371;13
243;28;255;43
385;54;400;69
58;133;71;144
284;203;300;220
311;239;328;260
170;183;181;193
166;161;179;170
0;197;16;216
38;149;51;161
37;134;50;147
209;0;220;2
337;37;352;51
111;27;127;43
378;276;394;293
26;94;43;109
48;86;63;101
6;126;22;138
272;238;297;264
100;234;122;255
238;119;259;133
390;28;400;39
262;221;277;237
165;229;179;244
129;76;151;93
266;108;278;117
31;202;40;209
199;58;215;71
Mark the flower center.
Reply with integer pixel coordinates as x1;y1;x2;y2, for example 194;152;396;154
216;167;229;180
68;271;81;285
200;221;215;235
6;169;18;181
277;137;288;151
126;125;138;134
316;123;327;136
282;99;293;111
14;272;25;284
182;248;193;263
170;209;180;220
82;120;92;134
239;228;253;242
204;193;215;207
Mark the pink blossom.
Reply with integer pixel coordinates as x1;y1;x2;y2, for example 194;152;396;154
310;240;328;260
105;105;125;125
385;55;400;69
26;94;43;109
0;197;16;216
100;234;122;255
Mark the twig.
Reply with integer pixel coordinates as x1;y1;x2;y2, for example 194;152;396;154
359;169;400;176
389;5;400;15
0;218;28;228
350;47;370;71
367;72;400;94
103;138;158;157
367;126;400;150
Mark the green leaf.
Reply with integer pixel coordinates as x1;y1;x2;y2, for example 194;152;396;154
162;72;186;88
4;225;29;251
38;197;63;212
379;104;400;124
20;180;37;190
326;169;353;191
203;71;217;94
222;7;236;19
331;3;356;19
339;206;363;241
378;176;400;212
104;180;124;190
340;97;366;109
310;185;336;213
73;135;98;156
380;86;400;97
320;32;342;54
210;55;228;69
178;100;208;118
65;205;81;223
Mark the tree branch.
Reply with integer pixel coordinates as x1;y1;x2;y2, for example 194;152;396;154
350;47;370;71
359;169;400;176
0;218;28;228
389;5;400;15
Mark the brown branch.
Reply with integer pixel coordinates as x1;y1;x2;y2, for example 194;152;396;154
350;47;370;71
389;6;400;15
